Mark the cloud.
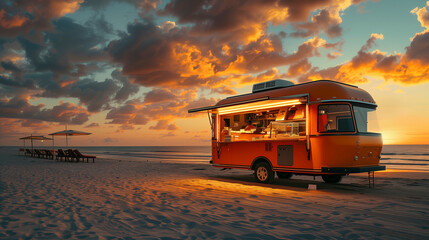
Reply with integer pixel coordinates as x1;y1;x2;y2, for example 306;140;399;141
2;0;402;135
85;123;100;128
327;51;342;59
299;2;429;85
69;78;119;112
162;132;176;137
0;96;90;124
105;102;150;125
105;92;218;131
288;59;312;77
0;0;84;37
405;31;429;64
104;137;118;143
82;0;161;12
107;19;340;92
149;120;179;131
18;17;107;75
411;2;429;29
161;0;356;42
111;69;140;102
0;9;28;29
407;3;429;64
297;30;429;85
291;9;342;38
144;89;177;104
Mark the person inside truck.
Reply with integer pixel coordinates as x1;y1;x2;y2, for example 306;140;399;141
244;120;256;131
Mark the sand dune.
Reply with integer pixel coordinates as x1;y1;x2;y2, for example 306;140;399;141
1;148;428;239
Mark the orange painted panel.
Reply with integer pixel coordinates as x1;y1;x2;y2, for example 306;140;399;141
310;135;382;169
213;139;310;169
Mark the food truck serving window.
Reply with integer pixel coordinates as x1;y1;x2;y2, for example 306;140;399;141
318;104;355;133
219;104;307;142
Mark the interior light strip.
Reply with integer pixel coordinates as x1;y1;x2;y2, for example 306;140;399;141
218;99;302;115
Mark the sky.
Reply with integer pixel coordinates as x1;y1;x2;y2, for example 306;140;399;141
0;0;428;146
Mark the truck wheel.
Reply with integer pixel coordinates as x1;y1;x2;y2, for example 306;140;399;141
254;162;274;184
322;175;342;183
277;172;293;179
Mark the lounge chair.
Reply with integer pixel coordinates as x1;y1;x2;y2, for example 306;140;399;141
40;149;48;159
25;149;33;157
67;149;79;162
56;149;68;161
73;149;96;163
39;149;49;159
45;150;54;160
34;149;44;158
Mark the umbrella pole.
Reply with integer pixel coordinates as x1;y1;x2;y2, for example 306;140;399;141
31;134;34;157
66;134;68;148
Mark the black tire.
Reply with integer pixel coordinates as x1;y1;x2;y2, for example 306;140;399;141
254;162;274;184
322;174;342;183
277;172;293;179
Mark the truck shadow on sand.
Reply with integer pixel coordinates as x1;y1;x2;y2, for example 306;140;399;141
208;174;381;193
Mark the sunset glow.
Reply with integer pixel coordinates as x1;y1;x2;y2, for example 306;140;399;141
1;0;428;146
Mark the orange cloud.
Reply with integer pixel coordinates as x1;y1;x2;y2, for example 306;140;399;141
299;34;429;85
0;9;28;29
149;120;179;131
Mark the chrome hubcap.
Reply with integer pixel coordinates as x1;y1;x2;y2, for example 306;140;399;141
257;167;268;181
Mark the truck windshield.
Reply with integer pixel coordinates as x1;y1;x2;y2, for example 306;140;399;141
318;104;354;132
353;105;380;133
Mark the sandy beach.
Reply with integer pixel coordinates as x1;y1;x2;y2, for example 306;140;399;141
1;148;428;239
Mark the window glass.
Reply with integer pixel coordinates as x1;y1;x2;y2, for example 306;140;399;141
219;104;306;142
318;104;354;132
353;105;380;133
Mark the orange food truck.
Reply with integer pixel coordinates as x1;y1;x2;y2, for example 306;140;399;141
188;80;385;184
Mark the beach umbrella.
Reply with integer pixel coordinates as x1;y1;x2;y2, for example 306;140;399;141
19;135;53;154
48;130;91;147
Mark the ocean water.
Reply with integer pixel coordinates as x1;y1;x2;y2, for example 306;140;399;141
76;146;212;164
380;145;429;171
6;145;429;170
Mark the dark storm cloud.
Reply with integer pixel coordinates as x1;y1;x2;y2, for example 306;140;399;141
111;69;140;102
1;61;20;72
107;21;179;75
69;78;119;112
161;0;357;41
0;74;34;89
18;17;107;74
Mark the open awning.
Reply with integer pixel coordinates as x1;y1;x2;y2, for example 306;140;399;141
188;96;307;115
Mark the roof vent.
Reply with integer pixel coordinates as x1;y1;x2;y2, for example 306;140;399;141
252;79;295;93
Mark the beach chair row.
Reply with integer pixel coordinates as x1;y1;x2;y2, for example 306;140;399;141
24;148;96;163
24;149;55;159
56;149;96;163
